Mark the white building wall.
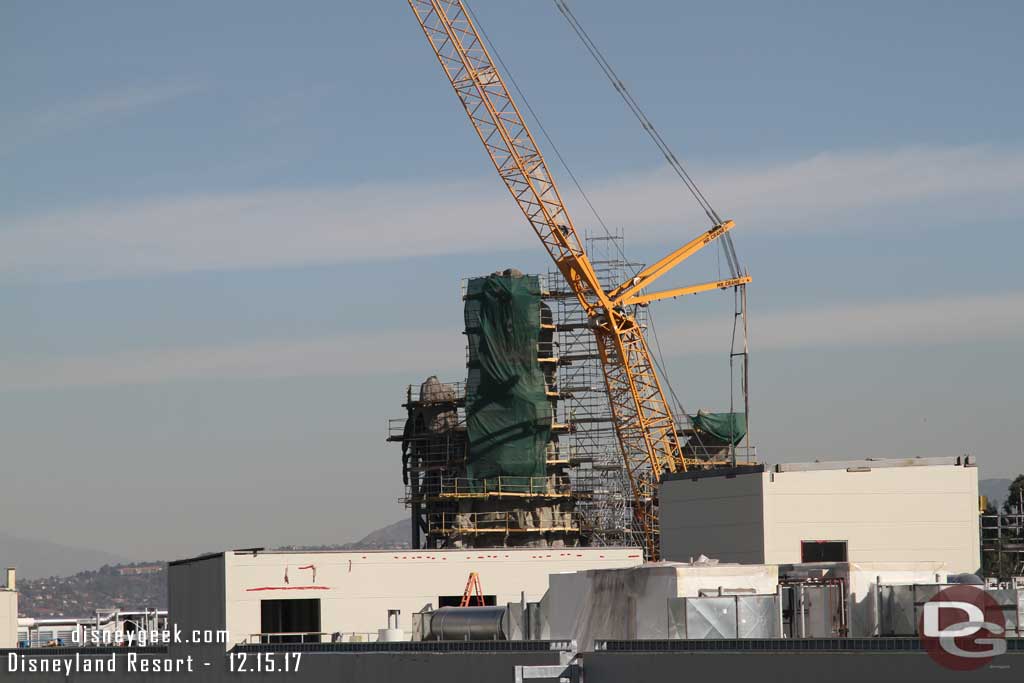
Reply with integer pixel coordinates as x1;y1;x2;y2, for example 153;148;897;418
0;589;16;649
763;464;979;573
219;547;642;646
660;459;980;575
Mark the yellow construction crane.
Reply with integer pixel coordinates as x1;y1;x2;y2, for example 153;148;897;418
408;0;751;559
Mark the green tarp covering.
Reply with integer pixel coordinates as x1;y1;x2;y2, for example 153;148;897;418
690;410;747;445
464;273;550;490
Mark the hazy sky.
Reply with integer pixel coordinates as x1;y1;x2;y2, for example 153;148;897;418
2;1;1022;561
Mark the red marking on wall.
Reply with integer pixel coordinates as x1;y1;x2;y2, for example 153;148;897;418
245;586;330;592
627;554;641;558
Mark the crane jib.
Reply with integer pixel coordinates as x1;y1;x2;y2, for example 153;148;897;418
407;0;750;560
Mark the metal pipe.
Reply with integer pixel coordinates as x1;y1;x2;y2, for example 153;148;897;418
798;585;806;638
18;610;167;628
776;584;784;638
874;575;882;637
428;606;506;641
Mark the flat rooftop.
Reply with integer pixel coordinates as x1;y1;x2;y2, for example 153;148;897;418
663;455;975;482
169;545;644;567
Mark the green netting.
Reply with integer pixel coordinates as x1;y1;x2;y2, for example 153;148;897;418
690;410;747;445
464;273;550;490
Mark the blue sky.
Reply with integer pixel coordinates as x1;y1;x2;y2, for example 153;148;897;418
2;1;1023;560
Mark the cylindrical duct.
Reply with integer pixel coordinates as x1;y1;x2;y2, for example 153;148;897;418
428;606;506;641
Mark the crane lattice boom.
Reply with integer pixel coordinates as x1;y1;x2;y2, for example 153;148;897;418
408;0;750;559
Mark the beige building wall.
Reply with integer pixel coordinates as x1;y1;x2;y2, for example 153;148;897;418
660;458;981;575
763;463;980;573
171;547;643;649
0;588;17;649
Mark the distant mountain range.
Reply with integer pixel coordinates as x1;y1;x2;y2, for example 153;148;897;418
12;519;412;618
2;518;411;586
273;518;411;552
7;475;1024;618
343;518;410;549
0;532;125;581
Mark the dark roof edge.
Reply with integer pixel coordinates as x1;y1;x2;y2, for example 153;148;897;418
661;464;765;483
168;552;224;567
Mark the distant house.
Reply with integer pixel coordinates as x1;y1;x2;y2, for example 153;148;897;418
116;565;164;576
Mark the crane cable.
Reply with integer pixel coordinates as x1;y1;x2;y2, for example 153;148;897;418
463;1;701;437
552;0;743;280
551;0;752;458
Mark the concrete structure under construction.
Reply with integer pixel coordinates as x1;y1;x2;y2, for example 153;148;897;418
390;258;648;551
390;270;584;550
659;456;981;573
169;546;643;649
390;241;756;553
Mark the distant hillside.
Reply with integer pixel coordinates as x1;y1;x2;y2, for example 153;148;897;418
15;519;412;618
17;563;166;618
275;518;411;552
981;478;1014;508
0;532;124;581
346;518;410;549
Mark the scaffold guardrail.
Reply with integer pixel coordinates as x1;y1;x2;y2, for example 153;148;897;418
428;510;583;535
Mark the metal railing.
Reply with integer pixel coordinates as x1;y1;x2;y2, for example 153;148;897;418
245;631;386;645
684;443;758;467
388;416;468;441
410;476;573;499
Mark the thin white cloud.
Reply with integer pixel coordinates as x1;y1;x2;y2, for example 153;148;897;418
2;292;1020;391
0;329;464;392
602;145;1024;233
2;81;205;154
1;145;1022;283
662;291;1024;355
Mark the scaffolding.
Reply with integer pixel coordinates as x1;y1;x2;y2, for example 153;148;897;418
544;233;645;548
388;272;583;550
389;235;756;550
981;489;1024;580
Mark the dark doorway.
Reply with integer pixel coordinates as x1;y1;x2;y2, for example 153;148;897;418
260;599;321;643
800;540;848;563
437;594;497;607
